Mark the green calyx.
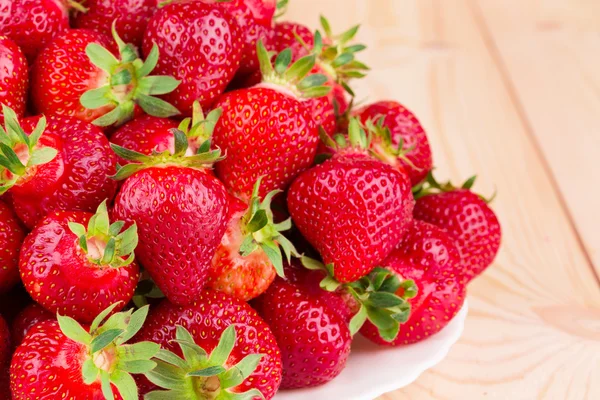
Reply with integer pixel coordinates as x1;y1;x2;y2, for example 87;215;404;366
68;200;138;269
238;178;299;278
412;171;497;203
177;101;223;152
298;16;370;96
0;105;57;195
257;40;332;99
302;257;417;342
81;22;181;127
57;303;160;400
68;0;89;13
110;129;223;180
132;277;166;308
319;117;371;153
145;325;266;400
274;0;289;19
363;116;421;171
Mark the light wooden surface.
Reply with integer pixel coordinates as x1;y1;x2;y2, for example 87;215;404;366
287;1;600;399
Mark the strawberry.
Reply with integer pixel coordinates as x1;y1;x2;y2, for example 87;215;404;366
354;101;433;185
0;37;28;123
272;21;313;60
253;275;352;389
10;303;54;346
212;41;330;201
111;130;229;305
10;304;160;400
360;220;467;345
110;115;180;163
19;201;140;323
207;179;298;301
135;290;283;399
142;1;244;115
0;108;118;229
0;201;25;294
413;174;502;282
288;119;414;283
72;0;159;49
0;0;70;62
32;27;180;127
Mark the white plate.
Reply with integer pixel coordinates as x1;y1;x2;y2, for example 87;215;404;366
275;300;468;400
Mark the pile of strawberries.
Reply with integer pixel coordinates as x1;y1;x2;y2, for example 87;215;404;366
0;0;502;399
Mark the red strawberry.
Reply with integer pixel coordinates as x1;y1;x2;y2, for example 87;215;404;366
10;303;54;346
212;42;330;201
0;37;28;123
19;201;140;323
135;291;283;399
288;119;414;283
72;0;158;48
32;27;180;127
0;314;9;367
0;201;25;294
111;131;229;305
110;115;180;163
413;175;501;282
272;21;313;60
10;304;160;400
360;220;466;345
253;275;352;389
207;179;298;301
142;1;244;115
0;0;69;62
0;110;118;229
354;101;433;185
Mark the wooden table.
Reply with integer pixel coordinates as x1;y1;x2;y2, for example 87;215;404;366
288;1;600;398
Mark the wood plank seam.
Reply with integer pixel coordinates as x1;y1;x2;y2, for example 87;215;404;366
467;0;600;290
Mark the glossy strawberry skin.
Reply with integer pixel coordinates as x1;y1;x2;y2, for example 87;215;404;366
0;36;28;123
0;201;25;294
288;153;414;283
414;189;501;282
72;0;158;48
0;0;69;63
113;166;229;305
253;277;352;389
355;101;433;186
10;115;118;229
19;211;140;323
272;21;313;61
110;115;179;164
134;291;283;398
10;320;123;400
10;303;54;346
213;87;318;201
361;221;466;345
142;1;244;115
31;29;115;123
207;195;276;301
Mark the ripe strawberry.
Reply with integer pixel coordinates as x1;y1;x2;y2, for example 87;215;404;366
32;27;180;127
288;119;414;283
0;37;28;123
272;21;313;60
212;42;330;201
253;275;352;389
207;179;298;301
111;130;229;305
72;0;158;48
354;101;433;185
10;304;160;400
110;115;179;163
135;290;283;399
0;0;69;62
0;201;25;294
142;1;244;115
19;201;140;323
11;303;54;346
413;174;502;282
0;109;118;229
360;220;467;345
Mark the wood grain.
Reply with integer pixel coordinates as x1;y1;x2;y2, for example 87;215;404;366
284;0;600;399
